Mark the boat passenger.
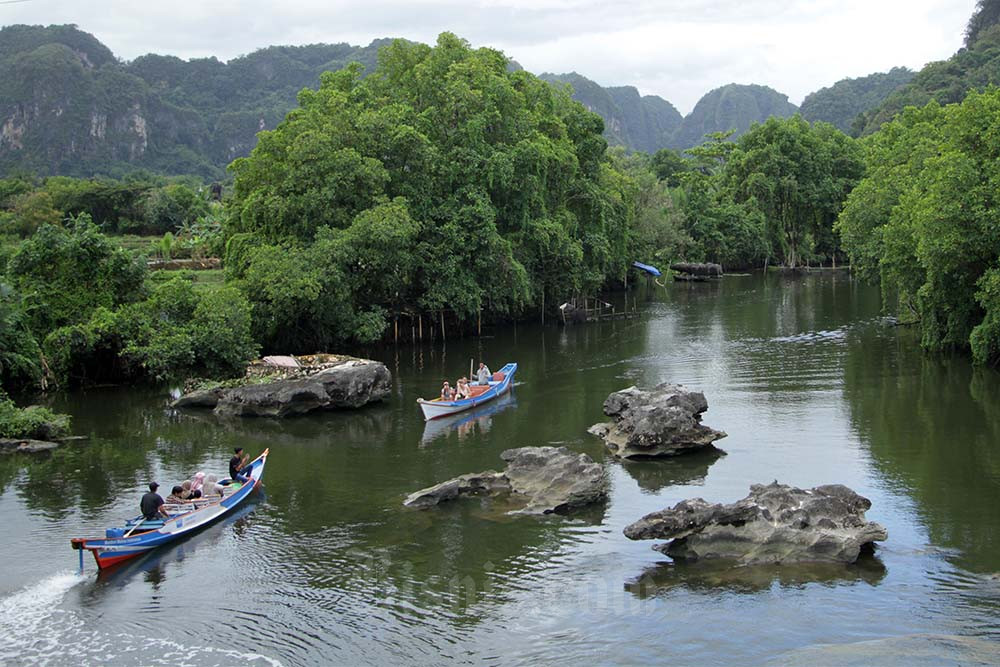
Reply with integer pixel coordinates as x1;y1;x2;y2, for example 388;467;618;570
455;377;471;399
166;485;192;504
203;474;224;498
190;471;205;494
230;447;250;484
440;381;455;400
476;362;492;385
140;482;169;521
179;480;194;499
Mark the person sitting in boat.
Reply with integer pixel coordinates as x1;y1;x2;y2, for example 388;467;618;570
179;480;195;499
230;447;250;484
476;362;492;385
455;377;472;399
203;474;224;498
190;471;205;494
140;482;169;521
166;485;193;504
440;381;455;400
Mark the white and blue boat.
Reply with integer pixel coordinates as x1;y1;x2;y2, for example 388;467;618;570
71;448;268;570
417;362;517;421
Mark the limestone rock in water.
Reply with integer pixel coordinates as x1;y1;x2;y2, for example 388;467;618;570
403;446;607;515
589;384;726;459
624;482;888;565
0;438;60;454
174;358;391;417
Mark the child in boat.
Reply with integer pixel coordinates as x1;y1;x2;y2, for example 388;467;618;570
440;381;455;400
455;377;471;399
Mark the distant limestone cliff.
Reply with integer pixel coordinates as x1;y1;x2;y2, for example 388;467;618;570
0;24;916;178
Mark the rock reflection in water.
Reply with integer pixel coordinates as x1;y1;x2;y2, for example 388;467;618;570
618;446;726;493
625;553;887;597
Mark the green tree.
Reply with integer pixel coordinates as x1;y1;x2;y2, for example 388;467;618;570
722;116;862;267
838;88;1000;364
225;33;630;345
7;214;147;336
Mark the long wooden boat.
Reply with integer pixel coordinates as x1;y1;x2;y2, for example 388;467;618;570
71;448;269;570
417;362;517;421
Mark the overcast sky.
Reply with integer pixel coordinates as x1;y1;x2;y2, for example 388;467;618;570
0;0;978;114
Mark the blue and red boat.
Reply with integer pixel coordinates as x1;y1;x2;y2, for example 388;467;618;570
71;448;269;570
417;362;517;421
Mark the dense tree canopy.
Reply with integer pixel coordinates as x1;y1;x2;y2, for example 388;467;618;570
723;116;863;267
227;33;633;349
838;88;1000;364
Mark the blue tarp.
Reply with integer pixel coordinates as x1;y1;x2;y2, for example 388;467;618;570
631;261;662;277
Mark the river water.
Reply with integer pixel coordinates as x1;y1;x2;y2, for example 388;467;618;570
2;272;1000;666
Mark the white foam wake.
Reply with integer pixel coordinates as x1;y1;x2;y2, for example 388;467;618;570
0;572;284;666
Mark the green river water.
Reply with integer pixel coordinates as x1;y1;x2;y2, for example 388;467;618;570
1;271;999;666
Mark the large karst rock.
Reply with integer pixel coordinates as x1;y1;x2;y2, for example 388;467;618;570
588;384;726;458
404;446;607;515
173;358;391;417
624;482;888;565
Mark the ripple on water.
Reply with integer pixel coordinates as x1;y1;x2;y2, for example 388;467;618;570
0;572;284;667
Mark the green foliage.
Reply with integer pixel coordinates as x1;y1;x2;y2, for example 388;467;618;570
650;148;690;187
141;183;210;235
45;276;257;385
7;215;147;336
227;33;629;347
800;68;915;133
858;13;1000;135
6;191;61;237
0;283;43;388
838;88;1000;362
42;177;151;232
0;25;387;180
0;391;70;440
837;102;944;284
966;0;1000;47
723;116;863;267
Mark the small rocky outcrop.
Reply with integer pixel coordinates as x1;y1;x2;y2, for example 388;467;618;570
0;438;60;454
173;356;391;417
588;384;726;458
670;262;723;277
624;482;888;565
0;435;86;455
404;446;607;515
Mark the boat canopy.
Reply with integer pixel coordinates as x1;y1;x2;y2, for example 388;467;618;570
631;261;662;277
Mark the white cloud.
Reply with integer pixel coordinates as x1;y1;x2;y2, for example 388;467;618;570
0;0;978;113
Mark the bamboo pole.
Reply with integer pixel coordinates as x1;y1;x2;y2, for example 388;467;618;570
440;310;446;341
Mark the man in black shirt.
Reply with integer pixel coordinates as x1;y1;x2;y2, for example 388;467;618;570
140;482;168;521
230;447;250;484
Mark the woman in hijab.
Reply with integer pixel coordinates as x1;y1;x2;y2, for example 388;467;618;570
190;472;205;494
203;473;224;498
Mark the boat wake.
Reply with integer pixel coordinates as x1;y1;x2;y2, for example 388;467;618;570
0;572;284;666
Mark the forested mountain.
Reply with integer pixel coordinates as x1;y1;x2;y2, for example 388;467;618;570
856;1;1000;135
799;68;914;133
540;72;682;153
0;24;915;178
0;24;383;179
669;84;797;150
